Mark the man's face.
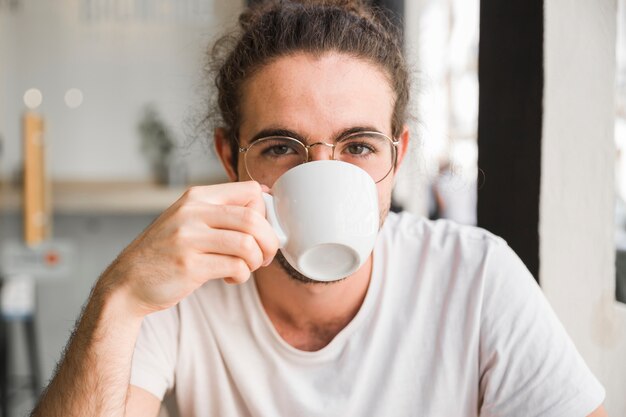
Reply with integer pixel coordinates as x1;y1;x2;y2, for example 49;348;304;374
231;52;407;282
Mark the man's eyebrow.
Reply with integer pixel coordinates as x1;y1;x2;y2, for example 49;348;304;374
248;128;307;144
335;126;385;140
247;125;385;145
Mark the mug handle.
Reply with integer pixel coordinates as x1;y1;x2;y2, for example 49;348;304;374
262;193;287;248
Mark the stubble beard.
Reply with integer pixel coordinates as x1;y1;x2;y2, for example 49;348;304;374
274;250;339;285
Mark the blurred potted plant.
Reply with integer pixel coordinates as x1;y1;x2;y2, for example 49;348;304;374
138;105;181;185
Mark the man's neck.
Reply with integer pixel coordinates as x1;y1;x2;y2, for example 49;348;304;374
253;256;373;351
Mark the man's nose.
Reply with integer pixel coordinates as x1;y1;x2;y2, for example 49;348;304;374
307;142;335;161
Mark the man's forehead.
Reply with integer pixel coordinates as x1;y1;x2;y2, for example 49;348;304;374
239;52;395;140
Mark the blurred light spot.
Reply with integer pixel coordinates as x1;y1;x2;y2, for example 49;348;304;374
64;88;84;109
23;88;43;109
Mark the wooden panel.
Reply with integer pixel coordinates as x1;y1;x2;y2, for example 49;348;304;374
22;112;49;246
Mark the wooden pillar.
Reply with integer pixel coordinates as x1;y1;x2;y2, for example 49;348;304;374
22;111;49;246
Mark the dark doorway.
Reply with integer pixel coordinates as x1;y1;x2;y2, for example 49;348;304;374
477;0;544;281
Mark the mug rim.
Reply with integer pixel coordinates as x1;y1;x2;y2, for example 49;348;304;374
271;159;373;190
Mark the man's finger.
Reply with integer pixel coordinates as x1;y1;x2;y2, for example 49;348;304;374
199;205;280;263
191;228;265;271
181;181;265;214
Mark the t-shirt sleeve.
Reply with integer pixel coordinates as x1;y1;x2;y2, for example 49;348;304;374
130;306;179;400
478;241;605;417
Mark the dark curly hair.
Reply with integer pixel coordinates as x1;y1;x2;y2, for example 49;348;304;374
209;0;409;169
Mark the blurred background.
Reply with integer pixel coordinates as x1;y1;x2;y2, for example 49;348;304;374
0;0;624;416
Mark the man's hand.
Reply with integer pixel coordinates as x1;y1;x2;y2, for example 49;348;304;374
30;181;279;417
99;181;279;317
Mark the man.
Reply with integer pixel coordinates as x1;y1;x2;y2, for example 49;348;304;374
32;1;607;416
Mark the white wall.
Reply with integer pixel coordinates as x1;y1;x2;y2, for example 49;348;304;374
0;7;18;175
394;0;429;216
0;0;243;183
541;0;626;414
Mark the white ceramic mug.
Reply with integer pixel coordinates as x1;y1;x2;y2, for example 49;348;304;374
262;160;379;282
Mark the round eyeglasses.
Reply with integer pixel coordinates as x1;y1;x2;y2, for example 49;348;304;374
238;131;400;187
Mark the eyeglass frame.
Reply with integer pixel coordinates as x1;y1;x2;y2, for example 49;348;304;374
237;130;401;184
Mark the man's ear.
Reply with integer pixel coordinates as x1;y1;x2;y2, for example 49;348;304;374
214;127;238;182
394;125;410;171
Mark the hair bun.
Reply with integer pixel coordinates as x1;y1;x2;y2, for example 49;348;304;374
238;1;275;31
239;0;370;30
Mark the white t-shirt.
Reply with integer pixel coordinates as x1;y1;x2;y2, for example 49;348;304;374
130;212;605;417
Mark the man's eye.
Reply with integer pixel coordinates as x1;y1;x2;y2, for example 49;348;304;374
265;145;296;156
345;142;375;155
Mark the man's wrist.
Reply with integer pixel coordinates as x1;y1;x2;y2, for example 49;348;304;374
91;277;147;327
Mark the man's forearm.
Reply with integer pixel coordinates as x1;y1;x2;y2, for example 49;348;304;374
31;283;143;417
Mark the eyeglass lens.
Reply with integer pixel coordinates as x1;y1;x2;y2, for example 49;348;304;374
243;132;395;186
